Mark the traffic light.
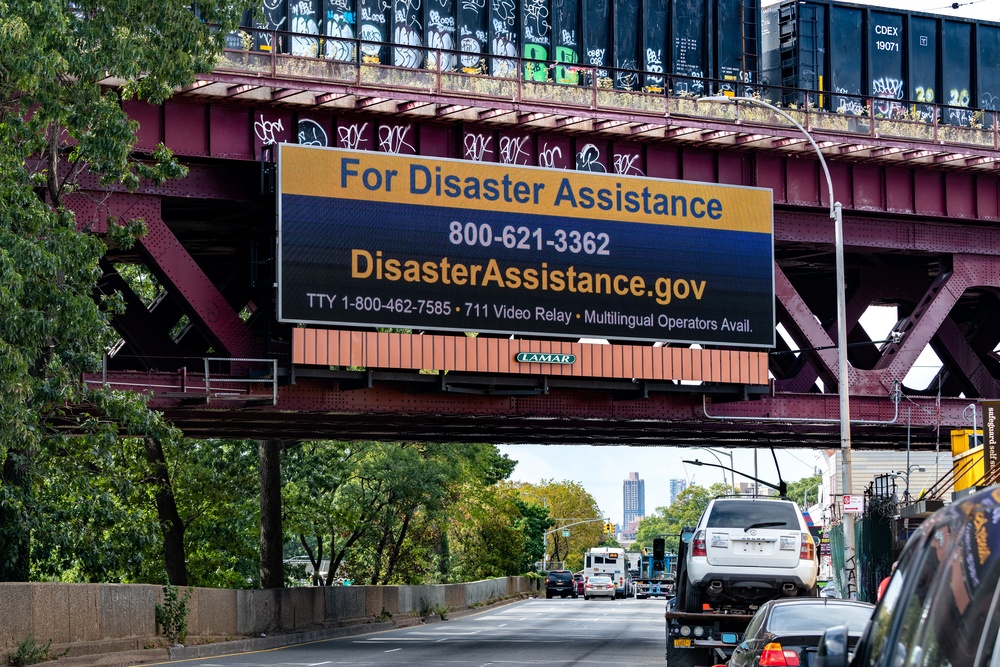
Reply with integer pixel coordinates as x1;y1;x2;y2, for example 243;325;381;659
604;521;614;534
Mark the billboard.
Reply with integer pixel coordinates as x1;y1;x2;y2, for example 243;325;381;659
277;145;775;346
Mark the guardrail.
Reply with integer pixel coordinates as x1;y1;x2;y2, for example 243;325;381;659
213;27;1000;151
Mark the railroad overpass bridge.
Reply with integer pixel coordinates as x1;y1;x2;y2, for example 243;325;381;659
78;42;1000;451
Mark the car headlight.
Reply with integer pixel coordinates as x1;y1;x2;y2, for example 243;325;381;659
693;626;705;638
679;625;692;637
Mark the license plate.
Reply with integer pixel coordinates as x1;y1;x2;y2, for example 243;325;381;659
673;639;692;648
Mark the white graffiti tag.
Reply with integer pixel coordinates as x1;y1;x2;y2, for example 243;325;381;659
614;153;642;175
254;115;285;143
499;135;530;164
575;143;605;172
464;132;493;161
338;122;370;149
378;124;415;153
538;143;562;168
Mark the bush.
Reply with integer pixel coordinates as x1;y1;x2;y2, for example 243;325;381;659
155;584;192;645
8;634;66;666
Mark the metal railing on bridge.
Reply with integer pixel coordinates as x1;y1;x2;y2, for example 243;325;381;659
96;354;279;405
212;26;1000;153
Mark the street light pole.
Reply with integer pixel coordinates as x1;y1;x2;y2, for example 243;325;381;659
698;95;855;599
694;447;735;491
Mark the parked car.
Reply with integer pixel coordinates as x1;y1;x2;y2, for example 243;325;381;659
681;497;818;613
574;572;585;596
585;575;616;600
545;569;577;599
727;597;875;666
817;484;1000;667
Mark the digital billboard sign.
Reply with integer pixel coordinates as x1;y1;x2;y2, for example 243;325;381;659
277;145;775;346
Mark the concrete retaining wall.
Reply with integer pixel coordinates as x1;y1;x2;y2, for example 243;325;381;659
0;577;540;662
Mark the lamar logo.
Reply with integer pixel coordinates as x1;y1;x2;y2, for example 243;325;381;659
514;352;577;365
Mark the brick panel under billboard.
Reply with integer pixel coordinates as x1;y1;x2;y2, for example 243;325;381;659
292;328;770;384
277;145;775;346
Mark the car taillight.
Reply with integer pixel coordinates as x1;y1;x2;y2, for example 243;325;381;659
759;642;800;666
692;530;707;557
799;533;815;561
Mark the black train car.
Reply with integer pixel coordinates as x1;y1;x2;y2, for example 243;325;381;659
228;0;764;93
615;0;760;92
761;0;1000;124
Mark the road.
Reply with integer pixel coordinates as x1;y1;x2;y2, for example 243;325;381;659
144;597;667;667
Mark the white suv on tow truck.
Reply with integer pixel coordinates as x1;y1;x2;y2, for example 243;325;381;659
680;496;817;613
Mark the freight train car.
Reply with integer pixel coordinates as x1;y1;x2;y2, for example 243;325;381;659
233;0;761;93
761;0;1000;124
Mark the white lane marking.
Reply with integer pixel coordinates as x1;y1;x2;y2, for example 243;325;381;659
498;624;507;627
384;647;402;653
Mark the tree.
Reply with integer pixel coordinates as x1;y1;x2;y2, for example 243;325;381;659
634;483;726;554
515;480;602;571
0;0;251;581
785;473;823;509
282;440;520;586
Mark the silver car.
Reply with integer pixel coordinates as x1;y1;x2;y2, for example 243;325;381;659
584;575;616;600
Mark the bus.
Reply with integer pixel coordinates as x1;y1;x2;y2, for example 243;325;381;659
584;547;628;599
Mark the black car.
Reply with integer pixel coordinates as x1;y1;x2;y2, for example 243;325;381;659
545;569;577;599
727;598;874;667
818;484;1000;667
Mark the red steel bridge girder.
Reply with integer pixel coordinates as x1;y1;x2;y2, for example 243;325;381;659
129;98;1000;223
68;192;259;359
84;369;969;449
60;93;1000;447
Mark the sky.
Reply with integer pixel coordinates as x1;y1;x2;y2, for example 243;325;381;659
496;443;825;526
773;0;997;21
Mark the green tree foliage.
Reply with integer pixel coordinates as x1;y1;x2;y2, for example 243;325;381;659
0;0;250;581
282;440;522;585
785;473;823;509
26;436;259;587
515;480;602;572
511;493;552;573
634;483;727;554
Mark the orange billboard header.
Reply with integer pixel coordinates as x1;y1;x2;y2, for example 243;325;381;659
279;145;773;234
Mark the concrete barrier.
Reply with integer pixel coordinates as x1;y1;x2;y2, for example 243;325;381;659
0;576;540;663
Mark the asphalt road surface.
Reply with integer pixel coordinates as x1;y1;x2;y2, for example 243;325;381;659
143;596;668;667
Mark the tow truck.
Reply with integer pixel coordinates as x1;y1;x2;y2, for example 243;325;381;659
664;527;753;667
635;540;676;599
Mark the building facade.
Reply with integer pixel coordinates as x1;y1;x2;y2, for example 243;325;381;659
669;478;687;505
623;472;645;526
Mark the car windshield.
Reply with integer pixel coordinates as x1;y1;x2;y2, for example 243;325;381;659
590;576;612;584
769;603;874;634
707;500;800;529
548;572;572;582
